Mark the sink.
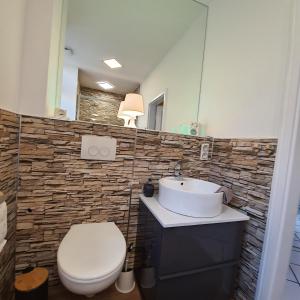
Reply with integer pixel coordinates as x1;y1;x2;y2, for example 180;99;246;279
158;177;223;218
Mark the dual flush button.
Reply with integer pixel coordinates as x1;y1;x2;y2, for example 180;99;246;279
81;135;117;161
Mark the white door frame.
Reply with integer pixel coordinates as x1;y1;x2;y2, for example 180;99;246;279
147;91;168;131
256;0;300;299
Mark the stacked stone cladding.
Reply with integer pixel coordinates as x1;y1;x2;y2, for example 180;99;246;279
79;87;125;126
0;109;277;300
0;109;19;300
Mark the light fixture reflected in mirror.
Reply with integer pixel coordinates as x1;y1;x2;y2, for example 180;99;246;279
122;94;144;117
97;81;114;90
117;94;144;128
117;101;131;127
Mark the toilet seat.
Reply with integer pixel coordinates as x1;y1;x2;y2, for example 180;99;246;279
58;259;124;284
57;223;126;282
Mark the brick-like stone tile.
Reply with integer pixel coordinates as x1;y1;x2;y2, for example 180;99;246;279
79;87;125;126
209;139;277;300
16;116;136;285
0;109;19;300
0;108;278;300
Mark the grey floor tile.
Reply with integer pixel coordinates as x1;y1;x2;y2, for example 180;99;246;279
287;267;297;283
291;264;300;283
283;281;300;300
295;226;300;234
294;239;300;248
290;251;300;265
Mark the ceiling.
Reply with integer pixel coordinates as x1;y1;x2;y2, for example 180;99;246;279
64;0;207;94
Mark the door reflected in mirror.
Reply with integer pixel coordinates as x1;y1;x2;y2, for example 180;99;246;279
59;0;208;135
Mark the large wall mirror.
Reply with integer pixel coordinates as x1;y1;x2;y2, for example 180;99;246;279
59;0;208;135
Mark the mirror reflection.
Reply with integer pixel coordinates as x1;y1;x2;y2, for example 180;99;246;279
60;0;208;135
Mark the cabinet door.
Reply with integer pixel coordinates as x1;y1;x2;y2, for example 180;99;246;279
156;264;237;300
158;222;244;275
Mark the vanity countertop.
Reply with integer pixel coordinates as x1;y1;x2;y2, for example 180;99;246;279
140;194;250;228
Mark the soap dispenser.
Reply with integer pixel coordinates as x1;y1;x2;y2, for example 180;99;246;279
143;178;154;197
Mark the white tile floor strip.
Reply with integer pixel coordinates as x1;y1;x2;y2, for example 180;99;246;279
285;209;300;299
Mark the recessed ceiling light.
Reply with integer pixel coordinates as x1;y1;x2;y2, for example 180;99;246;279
97;81;114;90
104;59;122;69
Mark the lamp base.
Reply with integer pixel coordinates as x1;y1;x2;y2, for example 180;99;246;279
122;117;130;127
125;118;137;128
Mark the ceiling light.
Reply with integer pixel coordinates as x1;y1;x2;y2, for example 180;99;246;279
97;81;114;90
104;59;122;69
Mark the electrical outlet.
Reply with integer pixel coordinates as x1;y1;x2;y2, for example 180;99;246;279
200;143;209;160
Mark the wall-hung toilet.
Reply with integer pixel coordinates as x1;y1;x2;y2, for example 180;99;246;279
57;222;126;298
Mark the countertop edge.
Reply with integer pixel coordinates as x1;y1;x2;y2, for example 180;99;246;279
139;194;250;228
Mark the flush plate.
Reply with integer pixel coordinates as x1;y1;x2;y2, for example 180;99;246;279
81;135;117;161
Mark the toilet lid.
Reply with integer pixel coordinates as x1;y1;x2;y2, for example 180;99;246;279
57;222;126;281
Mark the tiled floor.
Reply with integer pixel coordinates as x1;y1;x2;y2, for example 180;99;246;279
284;211;300;299
49;284;142;300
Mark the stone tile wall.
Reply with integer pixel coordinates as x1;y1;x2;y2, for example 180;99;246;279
0;110;277;299
79;87;125;126
209;139;277;300
15;116;213;285
0;109;19;300
16;116;136;285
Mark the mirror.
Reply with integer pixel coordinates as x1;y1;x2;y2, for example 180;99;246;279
60;0;208;135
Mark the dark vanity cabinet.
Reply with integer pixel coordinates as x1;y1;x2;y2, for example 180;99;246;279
135;201;245;300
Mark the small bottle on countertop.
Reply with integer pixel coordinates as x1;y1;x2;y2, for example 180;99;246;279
143;178;154;197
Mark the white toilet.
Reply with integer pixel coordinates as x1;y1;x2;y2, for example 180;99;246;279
57;222;126;298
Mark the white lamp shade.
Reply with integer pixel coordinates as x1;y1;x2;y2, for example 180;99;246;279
122;93;144;117
117;101;126;118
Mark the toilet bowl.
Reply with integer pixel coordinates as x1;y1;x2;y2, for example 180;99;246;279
57;222;126;298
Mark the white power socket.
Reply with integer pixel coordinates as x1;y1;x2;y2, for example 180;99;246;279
200;143;210;160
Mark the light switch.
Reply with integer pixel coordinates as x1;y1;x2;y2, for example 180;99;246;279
81;135;117;161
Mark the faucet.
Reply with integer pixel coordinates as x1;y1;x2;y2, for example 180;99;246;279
174;161;183;181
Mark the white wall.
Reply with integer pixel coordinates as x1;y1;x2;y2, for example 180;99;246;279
18;0;56;117
0;0;66;117
139;11;207;132
198;0;293;138
61;65;78;120
47;0;69;116
0;0;26;113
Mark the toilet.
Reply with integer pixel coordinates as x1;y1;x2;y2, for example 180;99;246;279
57;222;126;298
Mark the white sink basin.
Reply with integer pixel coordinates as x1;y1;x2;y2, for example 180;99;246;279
158;177;223;218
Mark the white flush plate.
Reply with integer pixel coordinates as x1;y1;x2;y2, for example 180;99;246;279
81;135;117;161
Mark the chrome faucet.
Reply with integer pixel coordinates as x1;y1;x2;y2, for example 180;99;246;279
174;161;183;181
